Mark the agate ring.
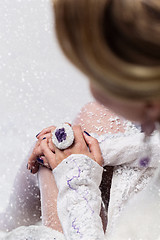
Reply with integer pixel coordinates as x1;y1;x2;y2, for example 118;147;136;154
52;123;74;150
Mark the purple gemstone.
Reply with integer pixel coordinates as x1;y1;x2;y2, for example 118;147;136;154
55;128;67;143
139;157;150;167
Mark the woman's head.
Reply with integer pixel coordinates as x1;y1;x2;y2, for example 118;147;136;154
53;0;160;123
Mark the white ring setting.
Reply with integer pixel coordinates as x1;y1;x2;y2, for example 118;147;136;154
52;123;74;150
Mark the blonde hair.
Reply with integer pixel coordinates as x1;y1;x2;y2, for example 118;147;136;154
53;0;160;101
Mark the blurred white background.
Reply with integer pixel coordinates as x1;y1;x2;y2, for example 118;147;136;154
0;0;93;211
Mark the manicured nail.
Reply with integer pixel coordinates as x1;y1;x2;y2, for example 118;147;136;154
36;132;41;138
65;122;72;126
37;157;44;164
26;164;28;169
42;137;46;140
30;169;32;173
84;131;91;136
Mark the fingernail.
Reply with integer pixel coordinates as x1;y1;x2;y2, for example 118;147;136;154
42;137;46;140
26;164;28;169
37;157;44;164
36;132;40;138
84;131;91;136
31;169;32;173
65;122;72;127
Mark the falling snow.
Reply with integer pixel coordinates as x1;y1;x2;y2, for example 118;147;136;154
0;0;93;213
1;1;160;240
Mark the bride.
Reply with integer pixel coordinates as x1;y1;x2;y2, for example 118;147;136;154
1;0;160;239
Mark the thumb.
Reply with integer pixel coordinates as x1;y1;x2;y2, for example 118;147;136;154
83;131;103;166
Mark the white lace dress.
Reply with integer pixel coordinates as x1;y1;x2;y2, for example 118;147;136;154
1;131;160;240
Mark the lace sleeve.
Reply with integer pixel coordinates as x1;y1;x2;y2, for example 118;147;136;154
52;154;105;240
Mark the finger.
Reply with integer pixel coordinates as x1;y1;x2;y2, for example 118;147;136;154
36;126;56;139
40;139;57;169
83;132;103;165
48;138;55;152
36;156;51;169
30;160;39;174
51;139;66;164
38;133;52;141
27;141;39;170
28;143;44;170
54;145;64;160
72;125;87;145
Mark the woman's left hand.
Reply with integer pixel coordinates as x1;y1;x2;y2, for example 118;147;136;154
27;125;56;173
27;125;103;173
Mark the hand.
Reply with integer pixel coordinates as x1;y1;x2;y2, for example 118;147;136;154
27;125;56;174
34;125;103;171
27;125;103;173
36;125;56;140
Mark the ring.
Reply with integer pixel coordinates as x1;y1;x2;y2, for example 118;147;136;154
52;123;74;150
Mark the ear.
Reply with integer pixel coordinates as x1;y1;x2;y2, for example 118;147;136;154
141;101;160;135
145;101;160;121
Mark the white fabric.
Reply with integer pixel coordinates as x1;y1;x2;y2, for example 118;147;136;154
98;131;160;167
1;131;160;239
96;131;160;235
0;225;65;240
0;154;105;240
108;166;160;240
52;154;105;240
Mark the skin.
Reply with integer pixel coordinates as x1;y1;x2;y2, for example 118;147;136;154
26;102;124;233
27;82;160;172
28;125;103;173
27;78;160;233
28;99;126;173
89;84;147;123
27;102;125;233
89;83;160;124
